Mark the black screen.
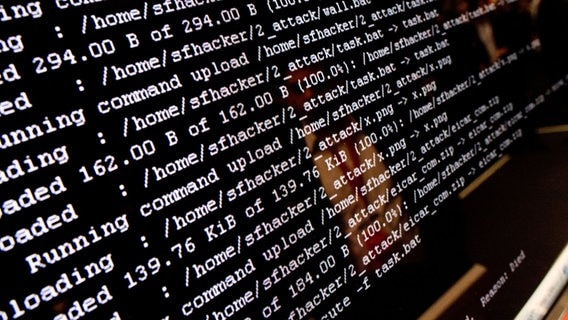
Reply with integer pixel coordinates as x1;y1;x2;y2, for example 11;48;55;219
0;0;567;319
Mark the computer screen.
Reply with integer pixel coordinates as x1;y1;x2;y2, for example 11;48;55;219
0;0;567;319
